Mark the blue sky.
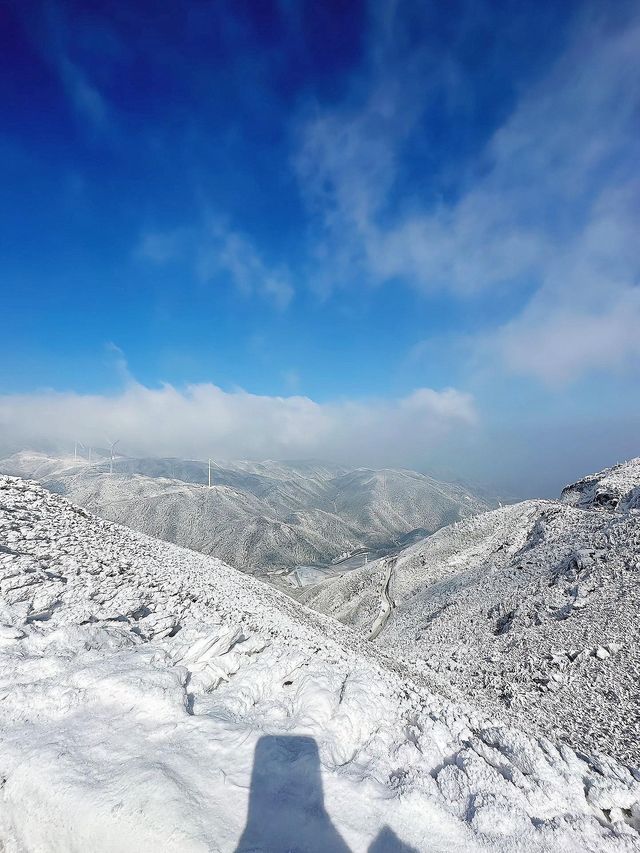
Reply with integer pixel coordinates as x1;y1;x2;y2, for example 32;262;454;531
1;0;639;495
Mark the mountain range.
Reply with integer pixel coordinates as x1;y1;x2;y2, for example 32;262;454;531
0;451;492;575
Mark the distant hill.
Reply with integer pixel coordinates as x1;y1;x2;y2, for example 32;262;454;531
0;451;492;573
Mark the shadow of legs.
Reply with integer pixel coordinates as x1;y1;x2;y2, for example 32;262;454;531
235;735;351;853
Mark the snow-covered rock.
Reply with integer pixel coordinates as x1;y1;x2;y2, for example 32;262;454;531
561;458;640;512
1;475;639;851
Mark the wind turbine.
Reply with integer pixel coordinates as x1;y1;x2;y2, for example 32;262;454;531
107;439;120;475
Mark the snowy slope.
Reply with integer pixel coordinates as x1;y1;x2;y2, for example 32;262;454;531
301;463;640;769
0;451;491;571
1;475;639;851
561;458;640;512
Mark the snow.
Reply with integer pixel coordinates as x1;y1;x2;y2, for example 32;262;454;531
301;462;640;769
1;475;639;850
0;452;491;574
561;458;640;512
0;478;640;851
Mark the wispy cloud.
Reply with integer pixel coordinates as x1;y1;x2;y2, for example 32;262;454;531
494;286;640;385
28;2;113;133
485;181;640;384
197;222;294;310
137;230;187;265
295;3;640;383
138;220;294;309
56;52;109;129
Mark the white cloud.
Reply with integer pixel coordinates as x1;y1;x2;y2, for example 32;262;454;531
0;380;476;468
494;285;640;385
295;3;640;382
482;178;640;383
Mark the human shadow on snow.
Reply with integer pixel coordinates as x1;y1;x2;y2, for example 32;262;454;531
235;735;418;853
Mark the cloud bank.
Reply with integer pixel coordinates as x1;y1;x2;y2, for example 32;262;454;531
0;381;476;469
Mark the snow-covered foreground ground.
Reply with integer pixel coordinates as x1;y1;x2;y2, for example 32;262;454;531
1;476;639;852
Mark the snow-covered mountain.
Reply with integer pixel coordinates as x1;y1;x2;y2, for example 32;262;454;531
300;458;640;768
1;474;639;851
0;451;491;572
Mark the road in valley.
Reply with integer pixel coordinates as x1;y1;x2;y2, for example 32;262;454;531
368;557;397;640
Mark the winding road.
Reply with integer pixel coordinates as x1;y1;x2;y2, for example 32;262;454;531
368;557;396;640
